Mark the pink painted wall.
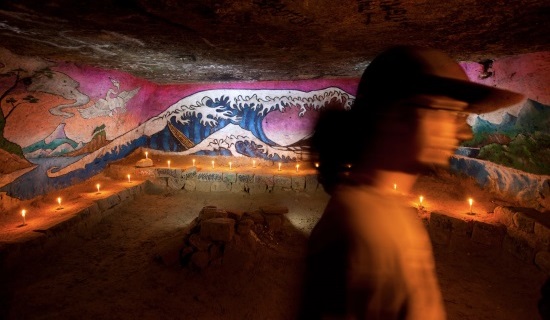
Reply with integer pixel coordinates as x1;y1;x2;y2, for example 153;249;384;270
0;48;548;199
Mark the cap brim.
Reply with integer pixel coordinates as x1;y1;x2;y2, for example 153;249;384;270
421;76;526;114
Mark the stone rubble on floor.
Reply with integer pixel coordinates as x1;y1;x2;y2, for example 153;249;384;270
172;205;291;271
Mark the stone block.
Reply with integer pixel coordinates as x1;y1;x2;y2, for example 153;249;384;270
156;168;180;179
167;177;185;189
428;212;453;245
260;205;289;215
136;158;153;167
189;233;211;251
117;188;133;202
471;221;506;247
195;181;212;192
211;181;231;192
181;167;197;179
451;216;474;238
197;171;223;182
494;206;515;227
291;176;306;191
128;183;143;196
200;218;235;242
199;206;228;221
231;182;246;193
243;210;265;224
254;174;274;187
149;177;167;188
237;173;254;184
535;251;550;275
228;210;244;221
265;215;283;232
248;183;267;194
184;180;196;191
223;172;237;183
274;175;292;189
503;232;536;263
305;174;319;193
95;193;121;211
513;212;535;233
134;167;157;179
237;219;254;235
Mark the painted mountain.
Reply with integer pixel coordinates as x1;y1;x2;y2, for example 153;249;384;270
46;87;354;179
460;99;550;174
23;123;80;158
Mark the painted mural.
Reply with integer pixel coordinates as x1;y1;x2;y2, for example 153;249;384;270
0;48;356;199
0;48;549;200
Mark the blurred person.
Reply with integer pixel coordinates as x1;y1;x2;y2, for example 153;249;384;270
299;46;524;319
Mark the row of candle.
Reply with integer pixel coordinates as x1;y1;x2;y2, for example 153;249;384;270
393;183;475;214
18;178;477;227
159;158;308;172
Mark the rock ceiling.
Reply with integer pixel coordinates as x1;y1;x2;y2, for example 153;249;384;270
1;0;549;83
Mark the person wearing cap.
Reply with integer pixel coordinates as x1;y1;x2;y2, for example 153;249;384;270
299;46;524;319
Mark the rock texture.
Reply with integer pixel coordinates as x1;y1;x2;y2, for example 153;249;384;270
0;0;548;82
178;205;290;271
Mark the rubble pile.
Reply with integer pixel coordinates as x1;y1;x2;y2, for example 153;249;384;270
178;205;290;271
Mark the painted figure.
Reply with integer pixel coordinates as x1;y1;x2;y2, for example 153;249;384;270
300;46;524;319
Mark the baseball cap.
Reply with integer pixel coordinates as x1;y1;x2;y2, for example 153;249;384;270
356;46;525;114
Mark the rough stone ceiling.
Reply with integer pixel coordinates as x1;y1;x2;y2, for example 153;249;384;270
1;0;549;83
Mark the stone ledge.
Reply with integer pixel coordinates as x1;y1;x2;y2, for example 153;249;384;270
106;164;322;194
0;181;148;272
429;205;550;275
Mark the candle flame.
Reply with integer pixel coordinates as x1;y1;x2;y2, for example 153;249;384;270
127;174;131;182
145;151;148;159
296;164;300;172
167;160;171;168
96;183;100;192
211;160;215;168
419;195;424;205
315;162;319;168
229;161;232;170
253;160;256;167
278;162;281;171
192;159;196;166
22;209;26;217
57;197;61;206
393;183;397;190
469;198;473;206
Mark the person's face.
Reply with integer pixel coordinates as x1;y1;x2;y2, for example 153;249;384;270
413;96;472;166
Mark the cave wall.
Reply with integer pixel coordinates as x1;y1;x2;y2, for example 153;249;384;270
0;48;549;200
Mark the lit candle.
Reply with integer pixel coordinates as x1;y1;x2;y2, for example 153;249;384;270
315;162;319;168
229;161;232;170
346;164;352;169
96;183;100;193
393;183;397;191
21;209;26;225
192;159;196;166
145;151;148;159
469;198;473;214
57;197;62;207
211;160;215;169
167;160;171;169
127;174;131;183
278;162;281;171
296;164;300;172
419;195;424;207
253;160;256;168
